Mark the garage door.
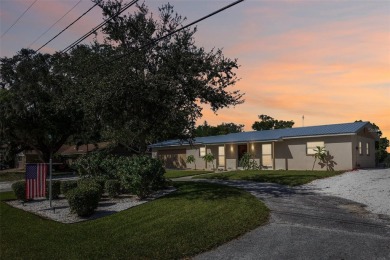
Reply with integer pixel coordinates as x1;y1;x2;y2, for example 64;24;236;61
158;149;187;169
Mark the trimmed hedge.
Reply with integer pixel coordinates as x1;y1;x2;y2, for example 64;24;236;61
105;180;121;198
66;186;101;217
45;180;61;199
11;181;26;201
60;180;78;195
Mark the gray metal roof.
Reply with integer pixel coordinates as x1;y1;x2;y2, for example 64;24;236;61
150;121;371;148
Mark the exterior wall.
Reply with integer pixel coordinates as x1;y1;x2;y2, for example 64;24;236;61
156;148;187;169
274;136;354;171
225;144;238;170
186;146;205;170
205;145;218;170
352;131;376;168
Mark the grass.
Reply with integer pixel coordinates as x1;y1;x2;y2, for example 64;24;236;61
0;171;24;182
0;182;269;259
164;169;213;179
195;170;344;186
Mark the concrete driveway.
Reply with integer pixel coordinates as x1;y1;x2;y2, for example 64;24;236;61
193;179;390;260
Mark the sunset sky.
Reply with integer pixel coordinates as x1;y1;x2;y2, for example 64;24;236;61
1;0;389;147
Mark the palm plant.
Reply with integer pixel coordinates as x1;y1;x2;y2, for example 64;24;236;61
186;155;196;170
203;153;215;170
312;146;327;170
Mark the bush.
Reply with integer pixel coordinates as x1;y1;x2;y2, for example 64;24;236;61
60;180;78;195
72;152;118;180
120;156;167;199
45;180;61;199
77;178;104;197
105;179;121;197
11;181;26;201
66;186;101;217
239;153;259;170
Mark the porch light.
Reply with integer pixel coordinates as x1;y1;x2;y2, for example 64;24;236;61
251;144;255;151
230;145;234;152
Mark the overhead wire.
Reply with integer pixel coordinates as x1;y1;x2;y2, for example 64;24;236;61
61;0;138;53
35;2;100;52
27;0;83;49
1;0;39;38
97;0;245;69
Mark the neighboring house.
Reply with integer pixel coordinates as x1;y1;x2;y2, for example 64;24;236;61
14;142;111;169
150;121;379;171
60;142;111;165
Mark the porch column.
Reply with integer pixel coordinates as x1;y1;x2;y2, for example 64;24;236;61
204;145;207;169
224;144;227;171
272;141;275;170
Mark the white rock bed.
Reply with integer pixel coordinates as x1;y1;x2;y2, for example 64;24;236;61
6;187;176;224
302;169;390;216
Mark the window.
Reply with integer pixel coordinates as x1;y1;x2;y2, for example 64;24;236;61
199;147;206;157
358;142;362;155
262;144;272;168
307;141;325;155
366;143;369;155
218;146;225;166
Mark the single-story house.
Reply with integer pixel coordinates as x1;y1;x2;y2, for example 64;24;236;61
150;121;379;171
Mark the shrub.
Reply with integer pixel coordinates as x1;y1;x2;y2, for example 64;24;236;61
105;179;121;197
77;178;104;197
72;152;118;180
239;153;259;170
60;180;78;195
12;181;26;201
123;156;167;199
45;180;61;199
66;186;101;217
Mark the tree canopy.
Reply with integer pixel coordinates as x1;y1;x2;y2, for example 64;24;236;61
0;49;85;162
0;1;244;160
252;114;294;131
195;121;244;137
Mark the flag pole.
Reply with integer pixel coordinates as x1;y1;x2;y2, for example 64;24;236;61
49;154;53;208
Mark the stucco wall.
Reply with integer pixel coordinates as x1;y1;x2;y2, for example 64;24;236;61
186;146;205;170
274;135;355;171
352;133;376;168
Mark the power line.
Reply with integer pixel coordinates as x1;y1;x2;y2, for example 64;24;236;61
100;0;245;68
61;0;138;53
1;0;39;38
35;2;100;52
28;0;83;49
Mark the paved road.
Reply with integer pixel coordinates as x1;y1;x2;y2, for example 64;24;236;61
191;180;390;260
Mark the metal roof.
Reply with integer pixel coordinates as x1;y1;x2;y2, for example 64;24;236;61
150;121;371;148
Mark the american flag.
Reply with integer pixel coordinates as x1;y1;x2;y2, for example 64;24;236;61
25;163;47;199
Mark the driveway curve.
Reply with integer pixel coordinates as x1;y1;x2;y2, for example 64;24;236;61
190;179;390;260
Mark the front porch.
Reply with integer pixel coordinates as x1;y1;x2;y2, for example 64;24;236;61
204;142;275;171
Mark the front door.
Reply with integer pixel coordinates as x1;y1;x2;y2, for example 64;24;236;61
238;144;247;167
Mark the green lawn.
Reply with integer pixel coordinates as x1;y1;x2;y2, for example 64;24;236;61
164;169;213;179
0;171;24;182
0;182;269;259
195;170;344;186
